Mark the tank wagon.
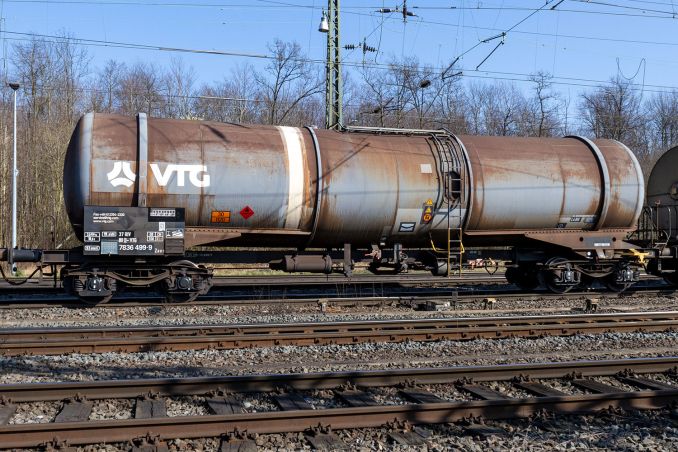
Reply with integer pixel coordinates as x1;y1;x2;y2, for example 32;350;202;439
636;145;678;283
5;113;647;303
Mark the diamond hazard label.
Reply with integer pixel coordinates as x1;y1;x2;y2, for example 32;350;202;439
421;202;434;224
240;206;254;220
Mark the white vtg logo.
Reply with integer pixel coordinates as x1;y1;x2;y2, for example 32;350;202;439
150;164;210;187
107;162;136;187
107;162;210;188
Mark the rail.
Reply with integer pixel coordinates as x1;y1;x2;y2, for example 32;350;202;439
0;357;676;448
2;311;678;355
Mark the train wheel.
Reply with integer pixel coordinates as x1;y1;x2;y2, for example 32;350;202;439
505;267;519;284
64;274;115;306
603;264;639;292
506;266;539;290
663;272;678;287
542;257;579;294
604;265;638;292
161;260;206;303
604;274;633;292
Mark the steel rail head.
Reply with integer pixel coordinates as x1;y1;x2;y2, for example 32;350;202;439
1;356;677;402
1;311;678;356
0;388;676;448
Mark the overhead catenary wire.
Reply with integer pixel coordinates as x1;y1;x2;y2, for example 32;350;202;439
442;0;565;80
4;30;678;94
4;0;678;20
7;79;663;126
5;1;678;47
412;3;678;19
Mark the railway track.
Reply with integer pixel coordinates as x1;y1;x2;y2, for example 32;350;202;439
0;357;676;448
0;277;672;310
2;311;678;356
0;272;666;308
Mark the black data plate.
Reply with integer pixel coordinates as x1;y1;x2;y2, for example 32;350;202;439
83;206;185;256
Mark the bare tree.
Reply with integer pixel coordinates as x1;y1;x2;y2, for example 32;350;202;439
527;71;560;137
11;38;57;121
435;74;468;133
9;36;90;248
465;82;489;135
53;35;91;119
579;76;645;140
355;65;392;127
88;59;125;113
646;90;678;152
226;63;260;124
482;83;528;136
163;57;196;119
194;64;262;124
579;75;649;166
255;40;322;125
399;59;447;129
116;62;163;116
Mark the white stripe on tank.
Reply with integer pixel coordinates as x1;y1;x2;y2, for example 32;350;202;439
277;126;305;229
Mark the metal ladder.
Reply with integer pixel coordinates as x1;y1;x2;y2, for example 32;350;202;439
343;126;466;277
430;132;465;276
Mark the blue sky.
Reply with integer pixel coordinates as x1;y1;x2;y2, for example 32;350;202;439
3;0;678;98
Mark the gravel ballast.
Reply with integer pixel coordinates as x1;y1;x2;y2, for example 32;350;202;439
1;294;678;329
2;296;677;451
0;331;676;383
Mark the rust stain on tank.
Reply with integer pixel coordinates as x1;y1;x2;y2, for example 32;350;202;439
459;135;606;230
65;113;645;248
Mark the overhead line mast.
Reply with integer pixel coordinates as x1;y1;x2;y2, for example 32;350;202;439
320;0;342;130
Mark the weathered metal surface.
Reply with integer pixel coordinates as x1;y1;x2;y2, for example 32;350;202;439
66;114;318;247
594;139;645;229
64;114;644;249
309;131;441;246
647;145;678;239
460;136;643;232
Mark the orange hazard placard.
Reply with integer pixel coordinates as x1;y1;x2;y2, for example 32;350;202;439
211;211;231;223
421;203;434;224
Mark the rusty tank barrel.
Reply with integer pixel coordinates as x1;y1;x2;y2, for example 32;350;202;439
64;113;644;249
646;145;678;239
